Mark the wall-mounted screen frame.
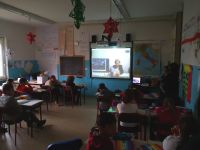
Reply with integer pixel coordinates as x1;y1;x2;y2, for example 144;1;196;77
90;42;133;79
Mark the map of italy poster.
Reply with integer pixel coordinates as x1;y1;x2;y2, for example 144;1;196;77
133;42;160;76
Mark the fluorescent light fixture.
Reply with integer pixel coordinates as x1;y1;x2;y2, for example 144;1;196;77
112;0;130;18
0;2;56;24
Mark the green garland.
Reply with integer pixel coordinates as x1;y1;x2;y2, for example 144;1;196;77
69;0;85;29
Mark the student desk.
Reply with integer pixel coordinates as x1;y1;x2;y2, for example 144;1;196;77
32;88;49;111
17;99;44;137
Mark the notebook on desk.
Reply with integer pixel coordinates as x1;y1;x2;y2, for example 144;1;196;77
17;99;29;104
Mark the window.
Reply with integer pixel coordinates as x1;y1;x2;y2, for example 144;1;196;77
0;37;7;80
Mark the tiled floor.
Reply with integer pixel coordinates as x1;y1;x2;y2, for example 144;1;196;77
0;96;97;150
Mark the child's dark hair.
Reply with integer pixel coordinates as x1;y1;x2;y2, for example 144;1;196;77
2;83;14;94
98;83;107;90
19;78;27;84
7;78;14;83
96;113;116;128
123;88;139;103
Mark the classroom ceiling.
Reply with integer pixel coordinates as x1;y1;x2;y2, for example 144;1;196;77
0;0;183;26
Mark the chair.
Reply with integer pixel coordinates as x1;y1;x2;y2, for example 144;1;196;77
46;138;83;150
2;116;22;145
63;85;74;107
118;113;142;138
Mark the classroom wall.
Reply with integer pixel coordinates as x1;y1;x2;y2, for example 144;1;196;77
74;20;175;66
0;19;39;79
0;19;35;60
35;25;60;77
35;19;176;95
180;0;200;110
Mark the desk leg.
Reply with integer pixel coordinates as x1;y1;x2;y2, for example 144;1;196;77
83;88;85;104
42;91;48;111
30;110;33;137
39;106;42;120
80;89;82;106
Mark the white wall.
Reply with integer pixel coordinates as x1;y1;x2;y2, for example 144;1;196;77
74;20;176;67
35;19;176;77
0;19;35;60
35;25;60;76
183;0;200;25
181;0;200;65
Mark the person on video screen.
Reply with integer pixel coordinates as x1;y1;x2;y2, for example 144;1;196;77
110;59;124;77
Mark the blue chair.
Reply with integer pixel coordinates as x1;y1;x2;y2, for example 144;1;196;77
46;138;83;150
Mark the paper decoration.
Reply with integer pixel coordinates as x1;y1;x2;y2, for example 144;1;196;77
103;17;119;39
26;32;36;44
182;64;193;103
69;0;85;29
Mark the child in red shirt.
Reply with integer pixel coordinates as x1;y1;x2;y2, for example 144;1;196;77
86;113;116;150
154;97;181;140
16;78;33;94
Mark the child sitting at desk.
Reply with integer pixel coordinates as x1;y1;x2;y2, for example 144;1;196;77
117;89;139;114
163;114;198;150
16;78;33;94
86;113;116;150
96;83;114;113
0;83;46;128
45;75;62;104
153;97;181;140
65;75;80;104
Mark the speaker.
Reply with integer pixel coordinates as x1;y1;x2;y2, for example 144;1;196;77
126;33;131;42
92;35;97;43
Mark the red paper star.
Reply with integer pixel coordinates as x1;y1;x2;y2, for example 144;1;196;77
103;17;119;39
26;32;36;44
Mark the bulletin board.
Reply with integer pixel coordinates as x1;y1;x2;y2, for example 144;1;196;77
60;56;85;76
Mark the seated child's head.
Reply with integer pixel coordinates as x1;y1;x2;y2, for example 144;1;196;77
19;78;28;85
99;83;106;90
2;83;15;96
50;75;56;81
122;89;139;104
67;75;75;83
96;113;116;137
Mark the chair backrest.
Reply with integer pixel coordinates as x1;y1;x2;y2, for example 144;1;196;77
118;113;141;134
46;138;83;150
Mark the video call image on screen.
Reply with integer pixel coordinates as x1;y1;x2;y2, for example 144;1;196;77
91;47;131;79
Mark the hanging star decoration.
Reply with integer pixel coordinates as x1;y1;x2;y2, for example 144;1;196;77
69;0;85;29
26;32;36;44
103;17;119;40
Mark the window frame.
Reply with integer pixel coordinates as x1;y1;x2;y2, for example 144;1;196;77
0;36;8;81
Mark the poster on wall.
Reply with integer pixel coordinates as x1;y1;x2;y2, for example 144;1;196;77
132;42;161;77
182;64;193;103
181;16;200;66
